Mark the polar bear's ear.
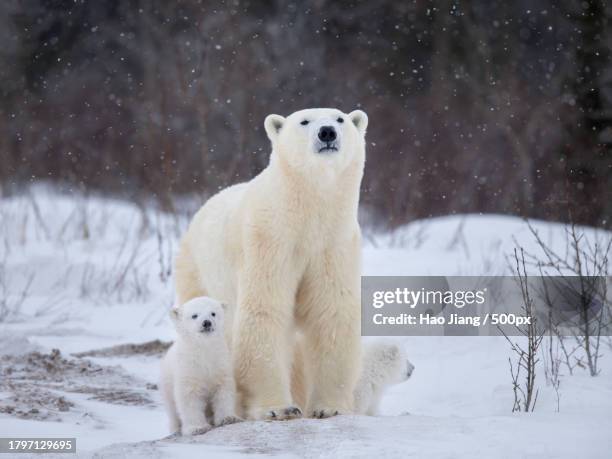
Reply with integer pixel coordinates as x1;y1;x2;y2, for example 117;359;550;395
169;308;180;323
220;302;228;310
349;110;368;136
264;114;286;142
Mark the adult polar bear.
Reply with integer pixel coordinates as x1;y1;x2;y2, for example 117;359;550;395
175;108;368;420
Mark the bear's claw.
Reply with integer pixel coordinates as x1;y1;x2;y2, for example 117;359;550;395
183;425;212;436
312;409;340;419
218;415;243;426
263;406;302;421
284;407;302;417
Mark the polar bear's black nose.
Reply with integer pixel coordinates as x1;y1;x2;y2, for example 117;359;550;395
202;320;212;329
318;126;336;142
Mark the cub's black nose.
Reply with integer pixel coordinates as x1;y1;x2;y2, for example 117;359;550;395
318;126;337;142
202;320;212;329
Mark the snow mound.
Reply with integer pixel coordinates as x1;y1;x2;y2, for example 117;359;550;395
92;413;612;459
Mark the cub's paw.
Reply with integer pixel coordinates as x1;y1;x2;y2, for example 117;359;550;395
162;431;181;440
217;415;243;426
311;408;342;419
182;424;212;436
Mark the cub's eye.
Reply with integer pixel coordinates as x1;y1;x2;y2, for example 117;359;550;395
211;312;216;317
300;120;309;126
337;117;344;123
191;314;198;319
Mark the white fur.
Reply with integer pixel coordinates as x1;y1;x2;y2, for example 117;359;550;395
174;108;368;420
160;297;240;435
353;342;415;415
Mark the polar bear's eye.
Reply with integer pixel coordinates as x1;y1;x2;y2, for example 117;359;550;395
211;312;216;317
300;120;309;126
191;314;198;319
337;117;344;123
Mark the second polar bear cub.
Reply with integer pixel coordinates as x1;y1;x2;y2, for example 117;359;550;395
354;342;415;415
160;297;241;436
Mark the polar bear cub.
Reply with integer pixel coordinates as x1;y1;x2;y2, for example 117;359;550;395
160;297;241;435
354;342;415;416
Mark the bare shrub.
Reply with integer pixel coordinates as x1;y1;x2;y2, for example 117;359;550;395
0;257;35;322
521;221;611;377
502;248;544;412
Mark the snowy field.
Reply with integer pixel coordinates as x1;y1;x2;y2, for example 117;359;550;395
1;188;611;458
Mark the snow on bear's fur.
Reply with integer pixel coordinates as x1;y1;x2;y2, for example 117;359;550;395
354;342;415;416
174;108;368;420
160;297;241;436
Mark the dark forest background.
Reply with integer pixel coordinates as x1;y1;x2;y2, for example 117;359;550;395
0;0;610;229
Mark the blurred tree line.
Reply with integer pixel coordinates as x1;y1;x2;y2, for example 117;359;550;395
0;0;610;228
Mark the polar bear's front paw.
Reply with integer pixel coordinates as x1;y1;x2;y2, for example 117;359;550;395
182;424;212;436
217;415;243;426
253;405;302;421
266;406;302;421
311;408;341;419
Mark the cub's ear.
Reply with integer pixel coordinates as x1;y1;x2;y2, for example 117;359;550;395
387;344;400;360
169;307;180;323
264;114;286;142
348;110;368;136
220;302;228;310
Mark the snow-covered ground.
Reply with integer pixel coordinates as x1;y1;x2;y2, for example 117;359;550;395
1;188;611;458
